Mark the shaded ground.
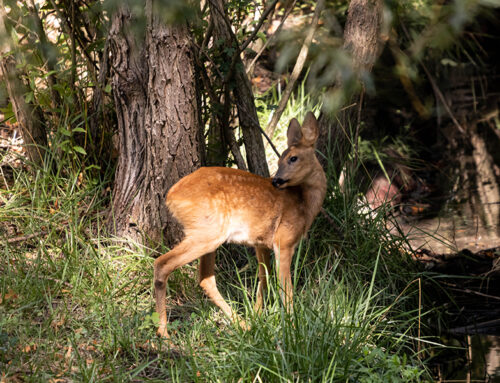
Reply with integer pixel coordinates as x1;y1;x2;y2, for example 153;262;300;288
399;214;500;255
401;212;500;381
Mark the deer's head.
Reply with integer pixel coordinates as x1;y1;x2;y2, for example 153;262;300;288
272;112;320;189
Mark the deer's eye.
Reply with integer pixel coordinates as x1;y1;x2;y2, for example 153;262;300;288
289;156;298;163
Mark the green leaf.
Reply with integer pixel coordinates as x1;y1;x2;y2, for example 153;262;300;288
73;146;87;155
256;31;267;43
0;103;16;123
24;92;34;104
60;127;72;136
150;312;159;325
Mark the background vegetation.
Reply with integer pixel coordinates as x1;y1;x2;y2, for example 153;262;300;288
1;0;499;381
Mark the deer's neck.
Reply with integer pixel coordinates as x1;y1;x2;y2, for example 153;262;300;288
301;166;327;232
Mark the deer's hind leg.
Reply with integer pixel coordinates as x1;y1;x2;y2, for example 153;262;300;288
254;247;271;312
198;252;240;325
154;237;222;338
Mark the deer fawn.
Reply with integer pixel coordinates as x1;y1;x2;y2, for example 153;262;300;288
154;112;326;338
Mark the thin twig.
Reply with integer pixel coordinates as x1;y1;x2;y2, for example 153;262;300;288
240;0;279;53
260;123;280;158
420;62;466;134
48;0;98;84
400;24;465;134
6;231;48;244
199;16;214;61
266;0;325;138
192;39;248;170
440;281;500;301
192;40;224;80
246;0;297;75
28;0;62;106
227;126;248;171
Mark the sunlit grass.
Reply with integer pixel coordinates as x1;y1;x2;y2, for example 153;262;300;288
1;91;432;381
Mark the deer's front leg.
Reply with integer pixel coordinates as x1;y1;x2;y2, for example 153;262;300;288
273;243;295;312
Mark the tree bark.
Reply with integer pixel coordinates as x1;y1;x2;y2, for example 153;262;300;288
0;57;48;168
108;3;202;245
317;0;384;170
0;5;48;168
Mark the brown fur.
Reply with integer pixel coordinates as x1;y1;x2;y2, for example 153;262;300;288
154;112;326;338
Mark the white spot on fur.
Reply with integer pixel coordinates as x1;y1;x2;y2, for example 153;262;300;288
226;219;250;244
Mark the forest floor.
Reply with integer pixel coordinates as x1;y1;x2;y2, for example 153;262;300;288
2;120;500;380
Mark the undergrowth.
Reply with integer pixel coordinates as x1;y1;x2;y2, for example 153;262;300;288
0;112;432;382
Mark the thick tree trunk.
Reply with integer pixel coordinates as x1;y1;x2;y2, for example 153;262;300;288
209;0;269;177
108;3;202;245
317;0;384;170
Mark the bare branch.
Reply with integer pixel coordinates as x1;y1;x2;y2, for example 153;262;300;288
266;0;325;138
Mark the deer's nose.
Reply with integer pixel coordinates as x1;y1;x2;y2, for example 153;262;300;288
272;178;287;188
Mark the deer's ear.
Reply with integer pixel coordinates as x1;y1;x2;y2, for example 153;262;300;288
300;112;319;147
287;118;302;147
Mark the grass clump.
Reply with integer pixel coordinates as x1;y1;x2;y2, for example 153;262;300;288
1;118;431;382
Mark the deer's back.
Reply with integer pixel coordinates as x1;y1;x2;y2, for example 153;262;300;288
167;167;301;247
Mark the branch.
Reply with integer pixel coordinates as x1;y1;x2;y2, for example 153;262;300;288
400;24;465;134
6;231;47;244
27;0;61;106
48;0;98;84
265;0;325;138
192;39;248;170
246;0;297;75
240;0;279;52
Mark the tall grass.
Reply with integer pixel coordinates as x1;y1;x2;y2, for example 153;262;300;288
1;96;431;381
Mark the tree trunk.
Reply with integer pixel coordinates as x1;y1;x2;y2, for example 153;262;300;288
0;6;48;168
209;0;269;177
108;3;202;246
0;56;48;168
317;0;384;170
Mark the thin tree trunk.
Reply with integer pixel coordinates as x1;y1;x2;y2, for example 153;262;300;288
317;0;385;170
0;56;48;167
88;38;113;164
108;3;202;245
209;0;269;177
0;5;48;167
27;0;62;107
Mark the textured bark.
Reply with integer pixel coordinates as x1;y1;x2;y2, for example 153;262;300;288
342;0;384;74
317;0;384;169
209;0;269;177
0;56;48;167
108;3;202;245
0;5;48;167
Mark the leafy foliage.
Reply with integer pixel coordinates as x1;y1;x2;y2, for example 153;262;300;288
1;0;499;380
